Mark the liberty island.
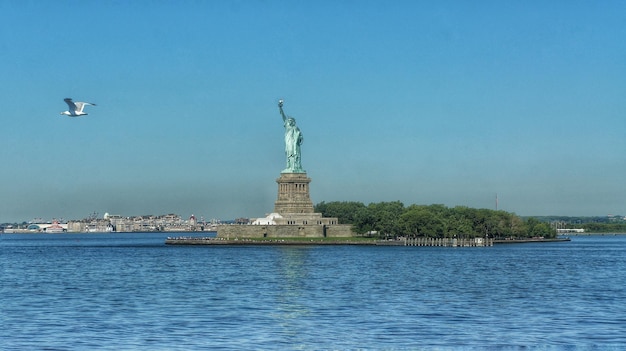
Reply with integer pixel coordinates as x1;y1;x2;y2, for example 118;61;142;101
166;100;567;246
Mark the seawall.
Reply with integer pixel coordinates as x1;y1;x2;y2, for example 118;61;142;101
216;224;354;238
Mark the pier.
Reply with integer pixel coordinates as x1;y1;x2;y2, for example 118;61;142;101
402;237;493;247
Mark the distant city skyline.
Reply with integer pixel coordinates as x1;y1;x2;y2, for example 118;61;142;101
1;1;625;223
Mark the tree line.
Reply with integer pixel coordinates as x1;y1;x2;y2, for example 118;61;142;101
314;201;556;239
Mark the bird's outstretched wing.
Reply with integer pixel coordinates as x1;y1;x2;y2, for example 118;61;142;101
74;101;96;113
74;102;86;113
64;98;77;112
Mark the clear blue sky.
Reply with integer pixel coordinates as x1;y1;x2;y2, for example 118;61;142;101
1;1;624;223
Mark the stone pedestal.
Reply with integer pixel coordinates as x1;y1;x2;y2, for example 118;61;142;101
217;171;353;239
274;173;314;214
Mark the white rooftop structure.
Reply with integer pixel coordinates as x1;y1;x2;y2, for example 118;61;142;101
251;213;283;225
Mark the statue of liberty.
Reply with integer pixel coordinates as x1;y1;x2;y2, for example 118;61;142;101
278;100;304;173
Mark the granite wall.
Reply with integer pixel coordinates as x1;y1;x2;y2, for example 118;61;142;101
217;224;354;238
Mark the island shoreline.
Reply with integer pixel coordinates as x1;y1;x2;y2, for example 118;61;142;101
165;237;571;246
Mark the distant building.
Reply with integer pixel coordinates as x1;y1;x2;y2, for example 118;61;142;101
557;228;585;233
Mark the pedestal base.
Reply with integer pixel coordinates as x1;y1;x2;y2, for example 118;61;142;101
274;172;315;214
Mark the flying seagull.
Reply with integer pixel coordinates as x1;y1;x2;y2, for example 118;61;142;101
60;98;96;117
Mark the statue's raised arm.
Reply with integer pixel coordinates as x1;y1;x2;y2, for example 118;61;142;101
278;99;287;123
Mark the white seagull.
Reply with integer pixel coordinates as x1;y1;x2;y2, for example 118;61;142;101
60;98;96;117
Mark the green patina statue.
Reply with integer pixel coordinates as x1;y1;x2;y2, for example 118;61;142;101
278;100;305;173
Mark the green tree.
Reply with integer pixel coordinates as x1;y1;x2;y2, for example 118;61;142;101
400;206;445;237
525;217;556;238
367;201;404;238
352;206;376;235
315;201;366;224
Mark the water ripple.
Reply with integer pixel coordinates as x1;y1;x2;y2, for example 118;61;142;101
2;234;626;349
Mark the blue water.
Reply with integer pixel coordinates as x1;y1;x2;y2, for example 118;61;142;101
2;233;625;350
